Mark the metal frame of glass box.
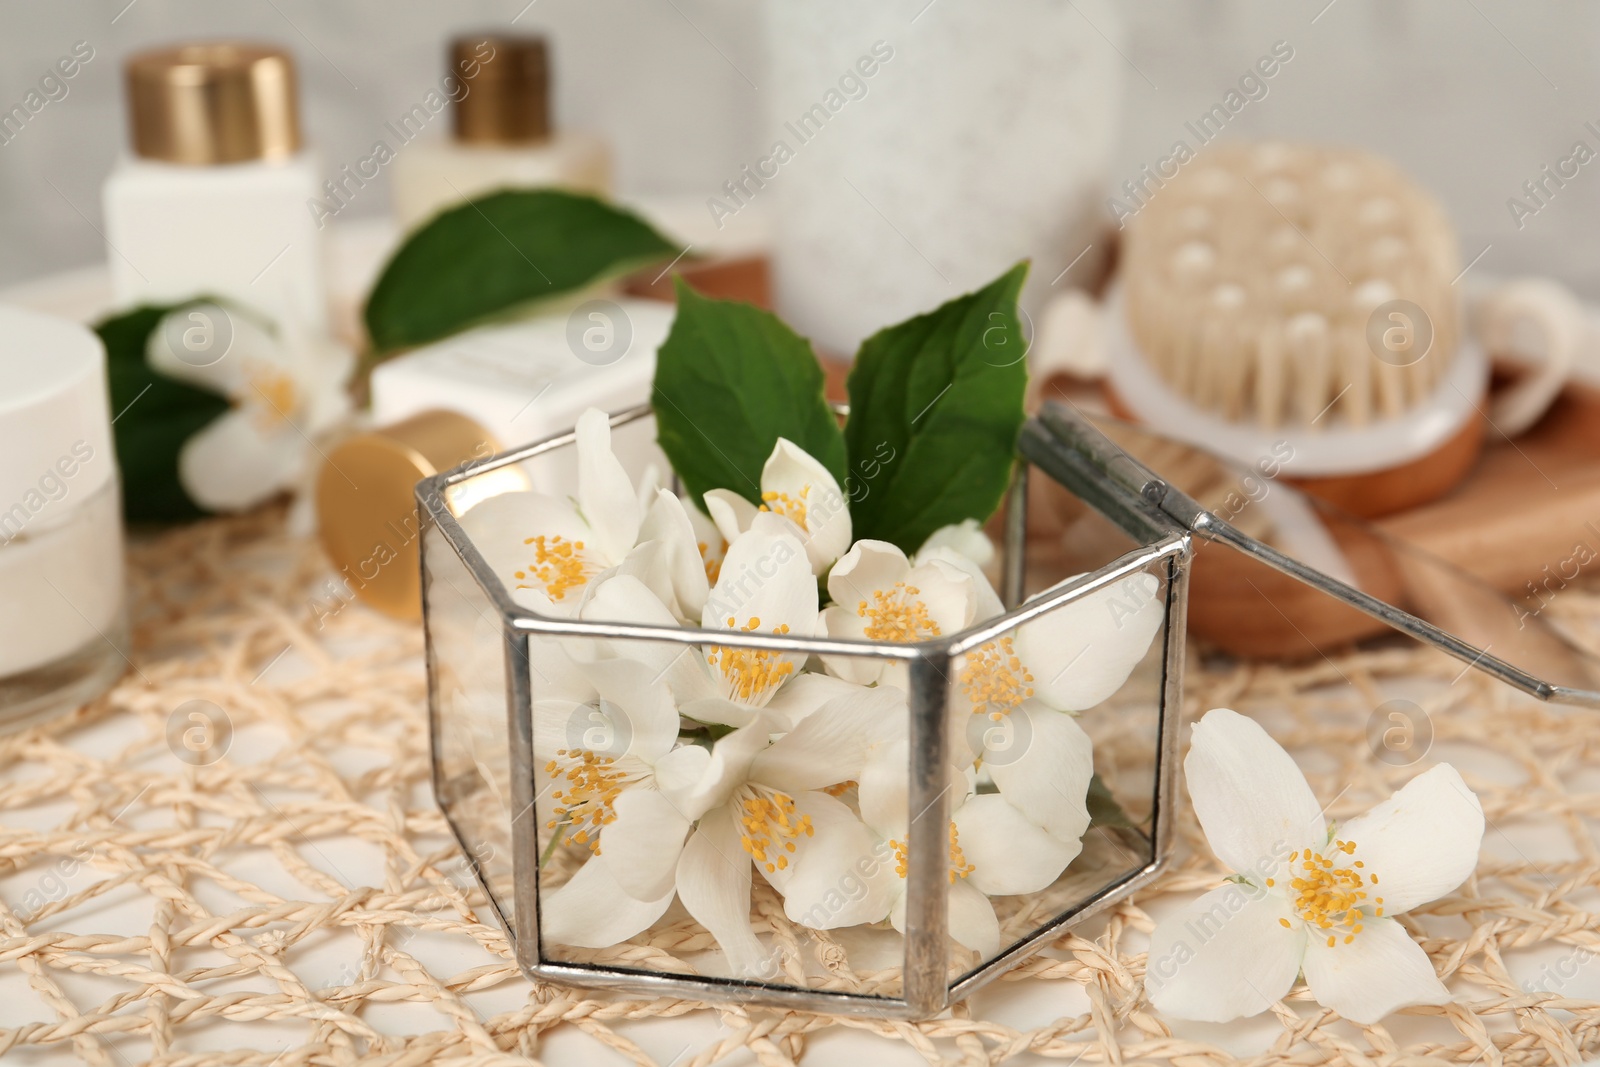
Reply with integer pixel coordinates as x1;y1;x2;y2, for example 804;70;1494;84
417;404;1195;1019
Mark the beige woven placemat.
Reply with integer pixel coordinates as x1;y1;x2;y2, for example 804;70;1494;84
1;509;1597;1066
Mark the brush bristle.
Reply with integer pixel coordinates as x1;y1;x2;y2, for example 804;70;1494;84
1122;142;1460;429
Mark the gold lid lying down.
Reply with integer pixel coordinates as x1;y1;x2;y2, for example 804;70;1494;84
315;410;520;621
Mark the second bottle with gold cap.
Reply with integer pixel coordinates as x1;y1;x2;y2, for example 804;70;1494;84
390;34;611;231
102;42;329;337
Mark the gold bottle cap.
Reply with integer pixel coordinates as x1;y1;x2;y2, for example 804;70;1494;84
126;42;301;164
451;34;550;145
315;410;523;622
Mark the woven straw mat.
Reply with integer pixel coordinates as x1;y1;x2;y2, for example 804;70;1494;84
0;508;1596;1067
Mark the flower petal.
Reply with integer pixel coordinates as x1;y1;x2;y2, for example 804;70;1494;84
576;407;641;564
751;685;907;794
1185;708;1323;879
652;743;712;811
639;489;710;619
857;735;966;841
762;438;851;571
532;697;592;762
825;539;911;612
778;813;899;930
179;411;305;512
983;703;1094;845
576;572;683;674
908;558;978;635
573;656;681;762
948;878;1001;957
541;853;675;949
816;606;888;686
858;737;911;839
146;303;278;394
704;489;758;547
760;672;862;730
886;878;1001;958
458;490;588;609
702;512;818;636
1019;571;1164;712
1339;763;1484;916
675;721;769;820
613;540;682;621
1300;916;1451;1024
524;632;599;717
761;791;893;919
577;571;678;627
914;520;995;569
597;787;692;901
917;545;1005;621
953;793;1080;896
1145;883;1305;1023
677;804;770;978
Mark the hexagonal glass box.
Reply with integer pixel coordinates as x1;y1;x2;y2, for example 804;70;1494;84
419;405;1191;1018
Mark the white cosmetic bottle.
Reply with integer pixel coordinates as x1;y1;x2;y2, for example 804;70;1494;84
0;306;126;730
103;43;329;337
391;34;611;232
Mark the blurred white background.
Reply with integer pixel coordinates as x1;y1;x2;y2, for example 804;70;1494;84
0;1;1596;293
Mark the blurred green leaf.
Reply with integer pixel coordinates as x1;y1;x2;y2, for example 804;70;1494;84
364;189;679;354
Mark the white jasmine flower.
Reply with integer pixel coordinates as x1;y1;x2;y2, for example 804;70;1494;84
599;686;906;977
933;565;1161;842
781;734;1083;957
147;302;353;512
955;568;1164;724
1145;708;1484;1025
551;521;861;730
668;513;844;729
704;438;851;575
459;408;705;619
817;539;976;685
535;656;707;949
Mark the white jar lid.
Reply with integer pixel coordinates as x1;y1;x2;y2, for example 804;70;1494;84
0;305;116;536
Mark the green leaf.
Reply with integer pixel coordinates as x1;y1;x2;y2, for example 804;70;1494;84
652;280;845;510
364;189;680;354
1086;773;1140;831
843;262;1030;552
95;304;230;523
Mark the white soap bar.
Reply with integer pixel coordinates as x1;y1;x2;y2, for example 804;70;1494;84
370;298;676;491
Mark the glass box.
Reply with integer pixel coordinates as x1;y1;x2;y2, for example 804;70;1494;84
419;405;1192;1018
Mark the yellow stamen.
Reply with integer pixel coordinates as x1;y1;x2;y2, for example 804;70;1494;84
823;781;856;797
738;791;815;873
707;617;795;702
960;636;1035;721
760;486;810;527
543;748;627;855
1285;838;1377;948
517;535;592;601
246;365;302;431
857;581;942;643
888;822;975;884
697;539;726;585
